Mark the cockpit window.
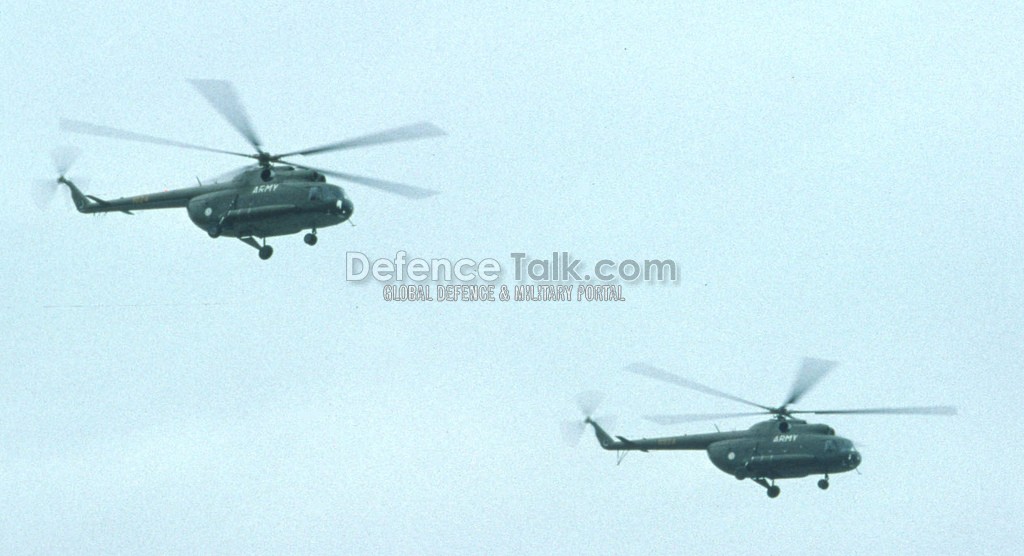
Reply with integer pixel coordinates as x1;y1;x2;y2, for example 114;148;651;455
824;440;836;453
309;186;322;201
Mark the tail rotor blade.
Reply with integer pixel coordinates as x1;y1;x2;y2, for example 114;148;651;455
37;146;84;209
576;390;606;417
561;420;587;446
564;391;611;446
33;179;59;209
51;145;81;176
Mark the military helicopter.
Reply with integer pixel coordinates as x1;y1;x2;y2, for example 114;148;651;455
566;358;956;498
48;79;444;259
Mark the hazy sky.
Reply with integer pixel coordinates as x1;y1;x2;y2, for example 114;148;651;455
2;3;1022;554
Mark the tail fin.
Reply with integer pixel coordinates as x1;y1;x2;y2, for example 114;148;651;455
57;177;132;214
585;417;623;450
58;176;92;213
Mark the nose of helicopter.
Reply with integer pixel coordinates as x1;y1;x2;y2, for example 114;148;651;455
845;449;862;469
333;197;354;219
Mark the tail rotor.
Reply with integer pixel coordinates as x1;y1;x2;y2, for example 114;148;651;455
561;390;616;446
35;146;84;209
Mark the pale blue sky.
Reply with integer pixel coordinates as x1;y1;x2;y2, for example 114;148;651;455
2;3;1022;554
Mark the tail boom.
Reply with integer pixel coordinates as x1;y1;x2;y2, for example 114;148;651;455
585;417;740;452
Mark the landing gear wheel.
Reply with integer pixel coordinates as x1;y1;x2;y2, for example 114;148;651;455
258;245;274;260
304;232;318;246
818;478;830;490
767;485;781;498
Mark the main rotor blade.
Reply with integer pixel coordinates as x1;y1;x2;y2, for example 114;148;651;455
61;118;252;159
782;358;838;408
790;406;957;416
188;79;263;151
207;164;257;184
625;363;772;411
278;122;446;158
288;162;439;199
643;411;767;425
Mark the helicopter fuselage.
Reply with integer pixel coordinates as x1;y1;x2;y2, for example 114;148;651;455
65;166;354;241
185;173;353;239
706;428;861;480
587;418;862;481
